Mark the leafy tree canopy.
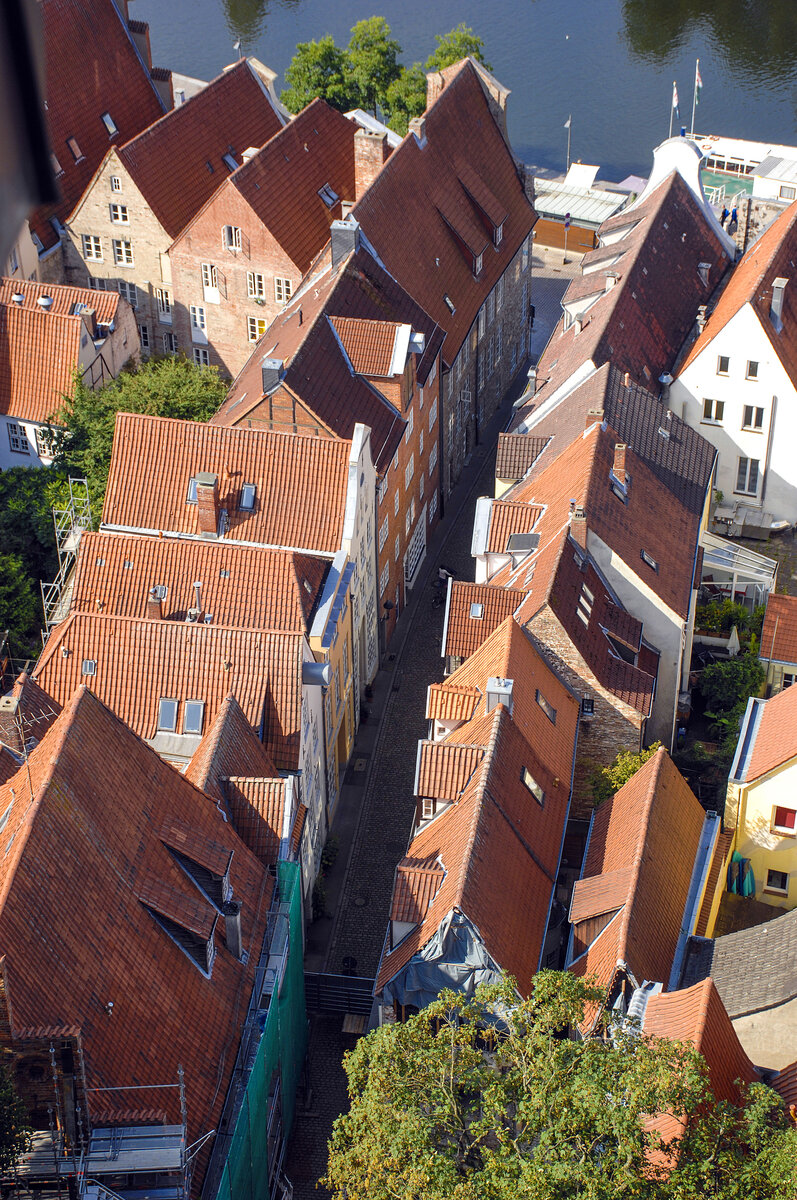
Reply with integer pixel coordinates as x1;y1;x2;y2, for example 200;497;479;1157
0;1064;31;1173
323;974;797;1200
426;24;491;72
0;554;40;656
347;17;402;115
589;741;662;806
698;653;765;717
280;34;353;115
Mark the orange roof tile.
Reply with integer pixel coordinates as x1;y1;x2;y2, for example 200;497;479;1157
773;1058;797;1111
33;613;303;770
443;582;525;659
71;531;328;632
160;816;233;878
184;694;278;807
290;803;308;856
0;303;82;423
568;748;706;1005
486;499;545;553
425;683;480;723
737;684;797;781
415;742;484;800
329;316;402;377
102;414;352;554
0;746;20;785
222;777;289;866
0;277;120;325
113;60;284;240
761;593;797;666
0;686;273;1191
0;672;61;756
31;0;165;249
390;856;445;923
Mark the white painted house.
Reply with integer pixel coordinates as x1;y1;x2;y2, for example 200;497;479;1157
672;201;797;521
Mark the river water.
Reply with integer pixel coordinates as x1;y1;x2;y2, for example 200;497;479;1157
132;0;797;180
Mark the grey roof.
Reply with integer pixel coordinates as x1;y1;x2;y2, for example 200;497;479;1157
533;179;628;229
681;906;797;1018
756;155;797;184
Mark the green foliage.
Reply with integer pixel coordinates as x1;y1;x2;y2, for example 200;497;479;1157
281;34;353;114
0;1063;31;1173
383;63;427;135
347;17;402;115
696;598;750;634
0;554;40;655
589;741;662;806
0;466;69;649
698;653;765;717
322;974;797;1198
750;603;766;641
52;355;227;519
426;24;491;72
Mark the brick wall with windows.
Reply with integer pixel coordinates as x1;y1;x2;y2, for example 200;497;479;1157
169;184;303;377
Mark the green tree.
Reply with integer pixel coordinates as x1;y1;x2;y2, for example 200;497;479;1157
0;554;40;655
589;741;662;805
426;23;491;72
383;64;427;135
698;654;765;717
52;355;227;519
280;34;353;114
323;975;796;1199
0;1063;31;1173
346;17;402;116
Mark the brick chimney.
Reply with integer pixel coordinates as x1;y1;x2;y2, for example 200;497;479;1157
146;587;163;620
195;472;219;537
613;443;628;482
426;70;445;109
354;129;389;201
571;505;587;548
586;407;604;429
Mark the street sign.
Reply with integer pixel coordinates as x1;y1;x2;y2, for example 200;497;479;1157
564;212;571;230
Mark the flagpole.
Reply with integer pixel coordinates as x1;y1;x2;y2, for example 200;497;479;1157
690;58;699;136
669;84;674;138
566;115;572;171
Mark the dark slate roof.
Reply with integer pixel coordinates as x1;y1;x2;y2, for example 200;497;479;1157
681;906;797;1018
495;433;550;481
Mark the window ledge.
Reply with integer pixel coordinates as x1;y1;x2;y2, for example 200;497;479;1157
763;887;789;897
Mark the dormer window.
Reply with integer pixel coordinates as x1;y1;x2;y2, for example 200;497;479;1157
239;482;257;511
473;252;483;277
101;112;118;137
494;222;504;247
139;878;218;977
698;261;711;287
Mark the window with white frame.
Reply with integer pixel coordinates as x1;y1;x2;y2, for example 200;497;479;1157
766;868;789;894
67;136;84;162
736;456;759;495
379;514;389;551
522;234;530;270
428;396;438;430
520;766;544;805
394;534;400;562
112;238;133;266
193;347;210;367
222;225;242;251
742;405;764;430
379;560;389;594
101;112;118;136
247;316;267;342
275;277;292;304
429;442;438;473
405;508;411;537
162;331;176;353
89;277;110;291
780;185;796;201
535;689;556;724
405;454;415;489
109;203;128;224
419;428;424;457
156;288;172;323
496;326;502;363
157;698;178;732
117;279;137;308
110;176;122;193
496;275;504;312
183;700;205;735
201;262;220;302
82;234;102;261
247;271;265;299
429;490;438;521
473;251;483;277
746;360;759;380
405;407;414;442
139;323;150;350
378;475;388;504
478;305;486;340
702;397;724;424
717;354;730;375
7;422;29;454
494;221;504;247
190;304;207;341
51;153;64;178
394;489;399;517
487;291;495;324
35;427;55;459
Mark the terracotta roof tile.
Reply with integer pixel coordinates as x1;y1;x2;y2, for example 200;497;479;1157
353;61;537;364
290;803;308;855
425;683;480;723
329;316;402;377
773;1058;797;1110
30;0;165;249
568;748;706;1001
184;695;278;807
487;500;544;553
742;685;797;781
415;742;484;799
71;531;328;632
160;817;233;878
0;686;273;1191
0;673;61;756
390;856;445;923
0;746;20;785
0;277;120;325
114;60;284;239
103;414;352;554
222;777;289;866
33;613;303;769
761;593;797;666
495;433;549;480
0;303;81;423
443;582;525;658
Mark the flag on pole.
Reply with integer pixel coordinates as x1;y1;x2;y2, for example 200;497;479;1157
695;60;703;104
564;116;571;129
672;82;679;115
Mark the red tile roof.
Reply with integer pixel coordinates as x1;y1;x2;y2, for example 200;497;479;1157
760;593;797;666
329;316;403;377
0;686;273;1190
222;777;290;866
425;683;480;724
184;694;278;807
0;277;120;325
71;531;328;632
773;1058;797;1112
443;582;525;659
0;672;61;756
112;60;284;239
495;433;549;481
486;499;545;553
568;748;706;1009
0;303;82;423
678;200;797;389
31;0;165;249
102;414;352;554
352;60;537;364
33;613;304;770
740;684;797;781
377;704;567;995
415;742;484;800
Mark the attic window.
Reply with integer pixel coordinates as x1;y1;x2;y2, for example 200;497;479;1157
610;476;629;503
66;136;84;162
51;153;64;178
81;659;96;677
142;902;217;977
183;700;205;735
581;696;595;717
219;568;230;578
698;261;711;287
318;183;339;208
640;549;659;573
123;560;134;570
520;766;544;806
473;252;483;278
577;583;594;626
470;603;484;619
186;477;198;504
443;294;456;314
222;153;239;172
494;222;504;247
95;556;105;566
536;689;556;724
157;698;178;732
239;482;256;511
101;112;118;137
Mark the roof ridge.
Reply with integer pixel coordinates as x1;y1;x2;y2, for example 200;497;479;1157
119;59;251;154
112;408;353;452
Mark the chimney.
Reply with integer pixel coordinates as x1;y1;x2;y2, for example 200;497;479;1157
195;471;219;538
426;70;445;109
223;900;243;959
605;271;618;289
37;295;53;312
241;146;259;164
613;443;628;480
696;304;708;333
586;406;604;429
771;277;788;328
408;116;426;147
574;315;584;334
527;365;537;394
571;504;587;548
623;371;630;388
193;580;203;616
659;372;673;407
146;587;163;620
330;217;360;268
11;293;24;306
354;128;389;201
486;677;514;715
261;356;284;393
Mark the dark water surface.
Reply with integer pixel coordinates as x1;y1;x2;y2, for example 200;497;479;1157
132;0;797;179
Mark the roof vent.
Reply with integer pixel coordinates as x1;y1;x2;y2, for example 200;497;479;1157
37;295;53;312
605;271;618;289
303;661;332;688
261;357;284;393
486;676;514;715
771;276;788;330
11;293;24;306
330;217;360;268
696;304;708;333
574;315;584;334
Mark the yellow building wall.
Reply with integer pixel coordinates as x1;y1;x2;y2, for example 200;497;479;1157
727;759;797;909
310;584;355;823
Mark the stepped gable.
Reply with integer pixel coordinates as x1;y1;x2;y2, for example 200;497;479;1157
185;694;278;807
0;686;272;1191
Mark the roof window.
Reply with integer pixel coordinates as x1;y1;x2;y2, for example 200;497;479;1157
157;697;178;732
222;152;239;172
318;183;339;208
66;136;84;163
140;885;217;977
51;153;64;178
81;659;96;677
186;477;198;504
101;112;118;137
239;482;256;511
535;689;556;724
470;602;484;619
520;766;544;806
183;699;205;735
151;583;168;599
640;549;659;573
443;294;456;314
473;252;483;278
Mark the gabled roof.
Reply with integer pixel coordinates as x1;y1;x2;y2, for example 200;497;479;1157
681;904;797;1018
102;413;352;554
0;686;271;1182
0;303;81;423
213;245;443;472
732;685;797;783
513;171;729;412
0;277;120;325
0;673;61;756
415;742;484;800
495;433;550;481
425;682;480;724
184;694;278;807
773;1058;797;1110
486;499;545;553
760;593;797;666
377;705;567;995
568;748;706;1002
32;613;304;770
110;60;284;239
443;581;525;659
31;0;165;249
71;531;328;632
678;200;797;390
328;316;404;377
222;777;290;866
352;60;537;362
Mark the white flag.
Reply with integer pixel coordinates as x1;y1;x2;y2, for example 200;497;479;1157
564;116;571;129
672;81;679;110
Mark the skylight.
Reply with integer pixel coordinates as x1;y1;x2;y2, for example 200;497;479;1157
443;294;456;314
222;153;239;172
101;112;118;137
318;183;339;208
470;602;484;619
239;482;256;511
